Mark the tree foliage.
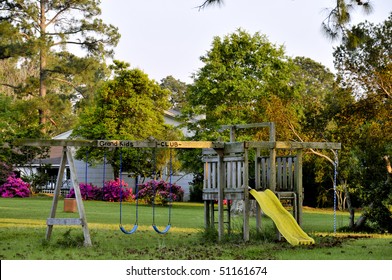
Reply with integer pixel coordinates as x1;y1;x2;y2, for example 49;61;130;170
333;14;392;231
0;0;119;133
184;29;299;141
72;61;174;178
334;13;392;99
160;75;189;111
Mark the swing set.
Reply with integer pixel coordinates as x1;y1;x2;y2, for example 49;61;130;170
14;124;340;246
14;138;215;246
118;148;174;235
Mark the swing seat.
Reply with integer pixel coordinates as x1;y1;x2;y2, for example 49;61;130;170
152;224;171;234
119;224;138;234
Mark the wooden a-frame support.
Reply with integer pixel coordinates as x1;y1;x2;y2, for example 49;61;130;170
46;146;92;246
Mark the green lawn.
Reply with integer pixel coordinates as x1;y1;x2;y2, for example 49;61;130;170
0;197;391;260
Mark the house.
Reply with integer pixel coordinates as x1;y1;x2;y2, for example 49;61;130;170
19;110;200;201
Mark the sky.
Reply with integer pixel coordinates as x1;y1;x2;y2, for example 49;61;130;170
99;0;392;84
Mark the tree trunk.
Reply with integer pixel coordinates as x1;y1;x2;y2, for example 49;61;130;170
39;0;47;133
342;180;355;228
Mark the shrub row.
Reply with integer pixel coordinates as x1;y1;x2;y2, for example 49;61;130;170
67;179;184;205
66;179;134;202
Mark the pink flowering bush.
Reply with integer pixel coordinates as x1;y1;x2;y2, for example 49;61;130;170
66;179;134;202
137;180;184;206
101;178;134;202
0;174;31;198
67;183;101;200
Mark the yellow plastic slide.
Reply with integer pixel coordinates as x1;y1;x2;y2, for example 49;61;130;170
250;189;315;246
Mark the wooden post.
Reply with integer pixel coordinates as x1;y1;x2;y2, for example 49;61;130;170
66;147;92;246
269;123;276;192
255;148;262;232
295;149;303;226
204;201;210;228
229;126;236;142
243;148;250;241
46;147;67;241
217;149;225;241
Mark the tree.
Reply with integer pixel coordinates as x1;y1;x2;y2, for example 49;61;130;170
72;61;173;178
160;76;189;111
0;0;120;133
334;13;392;99
288;57;355;208
181;29;303;202
184;29;300;141
333;14;392;232
198;0;373;41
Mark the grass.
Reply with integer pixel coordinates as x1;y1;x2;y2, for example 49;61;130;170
0;196;391;260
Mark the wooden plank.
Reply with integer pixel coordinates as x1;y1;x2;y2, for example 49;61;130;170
237;161;242;189
275;141;342;150
246;141;341;150
202;148;217;155
14;139;96;147
261;157;268;189
277;157;282;191
205;162;210;189
220;122;273;130
246;142;275;149
223;156;244;162
14;139;225;149
270;145;276;192
212;162;217;189
224;188;246;193
217;152;225;241
47;218;83;226
98;140;225;149
288;157;294;191
14;138;341;150
283;158;288;191
232;161;237;188
224;142;245;154
203;162;208;190
203;156;219;163
226;161;232;189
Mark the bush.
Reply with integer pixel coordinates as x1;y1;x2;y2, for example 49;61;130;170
101;178;134;202
66;179;134;202
0;174;31;198
67;183;101;200
137;180;184;206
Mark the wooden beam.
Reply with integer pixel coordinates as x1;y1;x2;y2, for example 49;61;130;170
47;218;83;226
247;141;341;150
220;122;274;130
13;138;341;150
223;142;245;154
14;139;225;149
14;139;96;147
275;141;342;150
